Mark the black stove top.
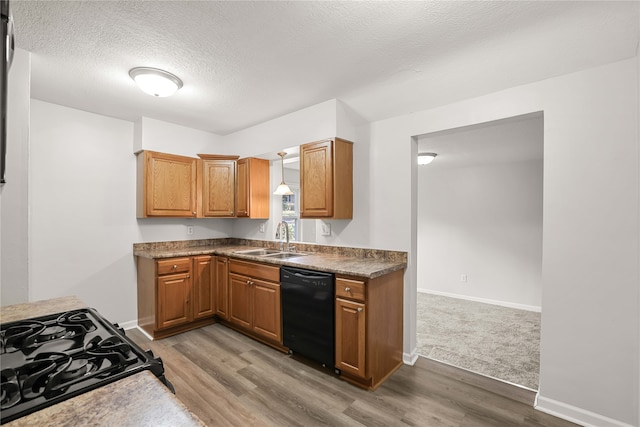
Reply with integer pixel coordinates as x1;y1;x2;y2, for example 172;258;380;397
0;308;171;424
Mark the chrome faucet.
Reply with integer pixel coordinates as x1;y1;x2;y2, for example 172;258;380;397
276;221;290;252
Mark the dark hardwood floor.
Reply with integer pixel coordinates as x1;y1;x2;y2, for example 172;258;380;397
126;324;577;427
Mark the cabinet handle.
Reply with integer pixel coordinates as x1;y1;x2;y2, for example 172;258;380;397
345;287;351;292
173;265;177;269
357;308;363;313
192;211;197;215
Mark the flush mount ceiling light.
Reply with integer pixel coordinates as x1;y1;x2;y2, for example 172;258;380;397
273;152;294;196
129;67;183;97
418;152;437;165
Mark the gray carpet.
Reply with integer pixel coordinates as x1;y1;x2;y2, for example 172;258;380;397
416;292;540;390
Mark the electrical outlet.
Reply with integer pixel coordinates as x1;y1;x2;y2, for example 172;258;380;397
187;226;194;235
460;274;467;283
320;222;331;236
259;223;265;233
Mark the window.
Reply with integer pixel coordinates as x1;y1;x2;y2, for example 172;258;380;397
281;189;299;241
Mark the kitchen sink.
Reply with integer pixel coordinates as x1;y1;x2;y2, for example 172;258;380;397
262;252;307;259
233;248;282;256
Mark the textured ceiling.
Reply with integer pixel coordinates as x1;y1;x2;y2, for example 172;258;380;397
11;1;640;136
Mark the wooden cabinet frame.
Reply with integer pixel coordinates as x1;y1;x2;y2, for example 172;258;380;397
300;137;353;219
136;255;217;340
198;154;239;218
137;151;270;219
334;269;404;390
227;259;282;344
137;151;198;218
236;157;270;219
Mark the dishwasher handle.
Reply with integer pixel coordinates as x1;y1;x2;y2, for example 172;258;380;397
281;267;333;283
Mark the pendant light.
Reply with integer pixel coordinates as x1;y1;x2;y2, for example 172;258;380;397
129;67;183;97
273;152;293;195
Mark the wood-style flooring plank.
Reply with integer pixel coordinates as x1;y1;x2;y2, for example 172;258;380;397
126;324;578;427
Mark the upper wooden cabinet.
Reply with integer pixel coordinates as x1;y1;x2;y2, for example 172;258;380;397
198;154;239;218
136;151;198;218
236;157;270;219
300;138;353;219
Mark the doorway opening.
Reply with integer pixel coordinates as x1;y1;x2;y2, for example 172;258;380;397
414;112;543;390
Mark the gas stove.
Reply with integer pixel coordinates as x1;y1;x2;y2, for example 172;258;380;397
0;308;172;424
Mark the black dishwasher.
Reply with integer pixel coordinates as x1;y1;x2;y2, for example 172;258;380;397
281;266;335;368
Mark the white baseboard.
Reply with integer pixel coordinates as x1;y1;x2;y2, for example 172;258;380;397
403;350;419;366
536;396;635;427
131;325;154;341
418;289;541;312
119;320;138;330
119;320;154;341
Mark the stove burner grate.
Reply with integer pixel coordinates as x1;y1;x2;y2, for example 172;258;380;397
0;308;169;425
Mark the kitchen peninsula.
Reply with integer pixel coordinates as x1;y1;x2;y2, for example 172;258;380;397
134;238;407;390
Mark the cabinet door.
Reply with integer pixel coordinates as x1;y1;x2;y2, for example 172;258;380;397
214;257;229;320
193;255;214;319
251;279;282;343
235;158;249;217
335;298;366;378
202;159;236;217
229;273;252;329
157;273;192;330
300;140;333;218
140;151;197;218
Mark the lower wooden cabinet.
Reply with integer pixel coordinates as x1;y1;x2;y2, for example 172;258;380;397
193;255;215;319
335;297;366;378
228;273;252;329
251;279;282;342
157;271;192;330
228;259;282;344
214;256;230;320
137;255;216;339
334;269;404;390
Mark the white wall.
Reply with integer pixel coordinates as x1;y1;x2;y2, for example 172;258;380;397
0;49;30;305
228;98;374;248
28;101;234;324
418;159;543;309
134;116;224;157
29;101;138;322
223;99;338;158
369;58;639;426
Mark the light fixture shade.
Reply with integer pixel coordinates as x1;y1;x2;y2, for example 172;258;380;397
418;152;437;165
273;151;294;195
129;67;183;97
274;182;293;195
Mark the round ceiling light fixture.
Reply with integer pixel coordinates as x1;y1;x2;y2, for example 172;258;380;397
417;152;437;165
129;67;183;97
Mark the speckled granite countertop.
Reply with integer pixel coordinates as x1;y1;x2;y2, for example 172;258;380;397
1;297;205;427
133;238;407;279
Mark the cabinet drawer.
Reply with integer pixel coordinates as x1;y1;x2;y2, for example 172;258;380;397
229;259;280;282
335;277;366;302
157;258;191;275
